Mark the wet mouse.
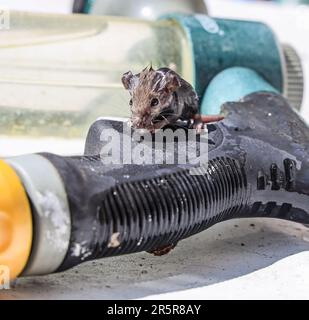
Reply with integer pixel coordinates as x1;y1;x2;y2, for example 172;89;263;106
122;66;224;132
122;66;223;257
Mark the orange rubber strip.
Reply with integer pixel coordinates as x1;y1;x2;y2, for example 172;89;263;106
0;160;32;280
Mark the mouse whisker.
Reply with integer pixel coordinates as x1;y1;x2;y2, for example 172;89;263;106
160;115;170;123
152;112;175;123
159;112;175;117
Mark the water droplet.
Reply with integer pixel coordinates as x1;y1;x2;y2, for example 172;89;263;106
137;237;143;246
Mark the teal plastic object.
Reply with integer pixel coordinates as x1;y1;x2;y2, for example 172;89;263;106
161;14;284;99
201;67;278;115
82;0;94;13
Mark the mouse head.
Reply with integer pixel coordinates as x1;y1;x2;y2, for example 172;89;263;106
122;66;181;131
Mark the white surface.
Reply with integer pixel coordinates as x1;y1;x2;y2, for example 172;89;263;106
144;252;309;300
1;218;309;300
0;136;84;157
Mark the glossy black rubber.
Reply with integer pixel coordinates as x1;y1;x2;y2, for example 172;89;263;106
41;92;309;272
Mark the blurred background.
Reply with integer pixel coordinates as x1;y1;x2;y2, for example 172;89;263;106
0;0;308;155
2;0;309;13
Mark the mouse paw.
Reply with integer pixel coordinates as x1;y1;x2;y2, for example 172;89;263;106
147;243;177;256
189;114;224;133
192;119;205;134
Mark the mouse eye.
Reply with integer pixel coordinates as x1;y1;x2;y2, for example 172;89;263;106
151;98;159;107
129;99;133;106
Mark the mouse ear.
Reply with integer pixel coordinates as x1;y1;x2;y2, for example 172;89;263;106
165;72;181;93
122;71;136;90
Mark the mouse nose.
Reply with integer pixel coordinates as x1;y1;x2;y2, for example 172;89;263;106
131;116;140;126
132;115;151;128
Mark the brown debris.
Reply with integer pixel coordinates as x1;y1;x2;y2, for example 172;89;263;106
148;243;177;256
